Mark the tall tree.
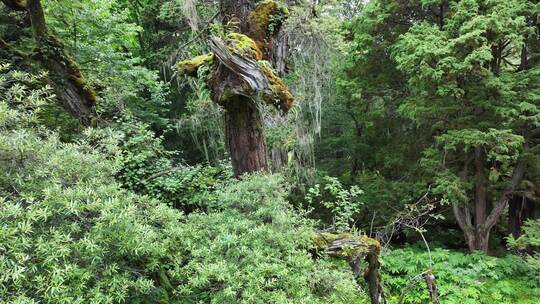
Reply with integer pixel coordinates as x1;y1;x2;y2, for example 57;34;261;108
177;0;293;177
393;0;540;252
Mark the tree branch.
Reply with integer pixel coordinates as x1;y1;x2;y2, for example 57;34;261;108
484;156;527;230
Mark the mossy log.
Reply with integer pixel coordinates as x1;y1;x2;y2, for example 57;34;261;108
312;232;385;304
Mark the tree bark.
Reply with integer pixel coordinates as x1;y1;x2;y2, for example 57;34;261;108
474;147;487;227
26;0;47;41
2;0;97;126
225;96;268;177
210;0;290;177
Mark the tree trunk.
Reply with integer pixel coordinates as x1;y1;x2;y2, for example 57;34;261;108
211;0;291;177
2;0;97;126
509;194;540;239
508;196;524;239
474;147;487;227
225;96;268;177
270;145;288;172
454;150;527;253
463;228;489;253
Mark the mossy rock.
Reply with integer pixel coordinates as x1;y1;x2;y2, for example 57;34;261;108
176;53;214;76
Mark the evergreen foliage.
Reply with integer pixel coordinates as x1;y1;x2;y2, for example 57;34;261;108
1;0;539;303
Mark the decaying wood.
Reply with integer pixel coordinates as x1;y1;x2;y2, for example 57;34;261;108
423;271;439;303
209;36;271;99
312;232;385;304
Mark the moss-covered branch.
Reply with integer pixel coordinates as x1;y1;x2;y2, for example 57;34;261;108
176;33;293;112
176;53;213;76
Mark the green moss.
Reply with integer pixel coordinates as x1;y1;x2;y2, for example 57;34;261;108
260;64;294;111
311;232;381;258
249;0;289;50
176;53;214;76
226;33;263;60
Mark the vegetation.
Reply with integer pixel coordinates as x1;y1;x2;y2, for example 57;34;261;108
1;0;539;303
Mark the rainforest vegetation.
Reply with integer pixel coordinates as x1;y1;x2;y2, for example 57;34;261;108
1;0;540;303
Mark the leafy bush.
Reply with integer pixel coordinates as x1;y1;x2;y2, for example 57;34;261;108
382;246;540;304
0;66;369;303
306;176;364;231
172;174;368;303
0;95;185;303
114;119;233;210
507;219;540;285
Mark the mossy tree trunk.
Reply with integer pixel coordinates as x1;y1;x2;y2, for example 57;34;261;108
212;0;268;177
2;0;97;126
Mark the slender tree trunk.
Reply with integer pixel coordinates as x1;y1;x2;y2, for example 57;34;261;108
26;0;47;41
470;146;490;252
474;147;487;226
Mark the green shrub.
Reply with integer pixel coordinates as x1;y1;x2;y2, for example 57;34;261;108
114;119;233;210
306;176;364;231
0;120;184;303
507;219;540;285
171;174;368;303
382;246;540;304
0;73;367;303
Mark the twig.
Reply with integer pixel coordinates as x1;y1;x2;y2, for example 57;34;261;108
369;211;376;238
